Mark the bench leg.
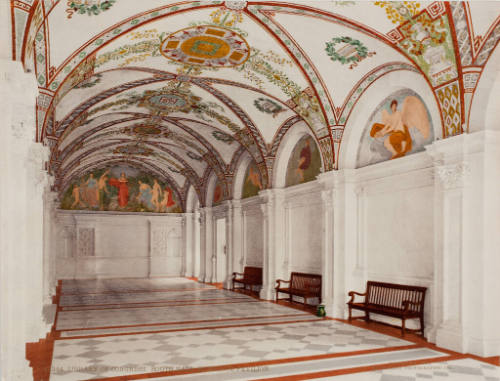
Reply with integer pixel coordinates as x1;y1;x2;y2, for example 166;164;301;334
365;312;370;323
420;316;425;337
402;318;406;336
348;307;352;322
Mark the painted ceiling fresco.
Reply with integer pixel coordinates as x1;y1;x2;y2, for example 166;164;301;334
9;1;500;207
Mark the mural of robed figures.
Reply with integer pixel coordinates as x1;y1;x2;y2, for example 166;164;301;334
357;89;434;168
242;161;262;199
61;165;182;213
285;135;322;187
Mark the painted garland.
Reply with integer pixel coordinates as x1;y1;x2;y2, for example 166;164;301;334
66;0;116;18
325;36;369;65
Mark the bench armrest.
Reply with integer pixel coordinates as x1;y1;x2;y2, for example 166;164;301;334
402;300;421;311
232;272;244;280
275;279;290;288
348;291;366;303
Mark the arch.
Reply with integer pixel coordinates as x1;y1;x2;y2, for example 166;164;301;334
232;151;253;200
339;70;441;169
205;172;218;208
185;185;199;213
272;120;323;188
469;45;500;132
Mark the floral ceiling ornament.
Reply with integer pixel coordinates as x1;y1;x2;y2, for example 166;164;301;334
374;1;421;25
212;130;234;143
325;36;376;69
66;0;116;19
73;74;102;89
187;151;203;161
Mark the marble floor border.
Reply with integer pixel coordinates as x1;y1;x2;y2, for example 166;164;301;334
60;287;215;296
140;347;449;381
57;315;322;339
55;312;313;333
79;345;432;381
60;298;260;312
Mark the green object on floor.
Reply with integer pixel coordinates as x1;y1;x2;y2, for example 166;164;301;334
317;304;326;317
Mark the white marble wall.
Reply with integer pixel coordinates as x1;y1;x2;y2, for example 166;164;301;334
284;182;323;275
242;198;264;267
55;211;185;279
0;60;51;380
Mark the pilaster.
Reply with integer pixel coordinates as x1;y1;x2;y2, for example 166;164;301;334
317;173;335;317
231;199;244;272
198;208;207;283
224;201;234;289
258;189;285;300
426;131;500;356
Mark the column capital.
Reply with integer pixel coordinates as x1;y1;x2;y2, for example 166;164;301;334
320;188;335;208
230;198;242;209
435;162;470;190
258;188;285;204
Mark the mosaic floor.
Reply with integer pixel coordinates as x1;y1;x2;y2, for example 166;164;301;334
47;278;499;380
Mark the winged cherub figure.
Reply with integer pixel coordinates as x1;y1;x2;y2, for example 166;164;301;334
370;96;430;159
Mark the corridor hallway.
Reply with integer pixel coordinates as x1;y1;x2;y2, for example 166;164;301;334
38;278;498;380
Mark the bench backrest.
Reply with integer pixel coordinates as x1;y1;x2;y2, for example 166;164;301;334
366;281;427;312
290;272;322;294
243;266;262;284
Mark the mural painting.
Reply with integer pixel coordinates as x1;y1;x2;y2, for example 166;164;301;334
61;165;182;213
356;89;433;168
285;135;322;187
242;161;262;199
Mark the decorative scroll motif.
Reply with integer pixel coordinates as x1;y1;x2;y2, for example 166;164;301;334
77;227;94;257
435;163;470;190
435;81;462;137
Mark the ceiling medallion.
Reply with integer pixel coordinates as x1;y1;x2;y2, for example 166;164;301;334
160;25;250;68
131;123;162;136
138;90;194;116
113;145;153;156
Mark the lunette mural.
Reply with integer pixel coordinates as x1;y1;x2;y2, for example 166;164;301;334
61;165;182;213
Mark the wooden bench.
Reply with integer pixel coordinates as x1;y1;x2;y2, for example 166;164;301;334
232;266;262;293
347;281;427;336
275;272;322;306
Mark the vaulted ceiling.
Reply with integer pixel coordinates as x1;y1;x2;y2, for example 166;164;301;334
10;0;500;206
